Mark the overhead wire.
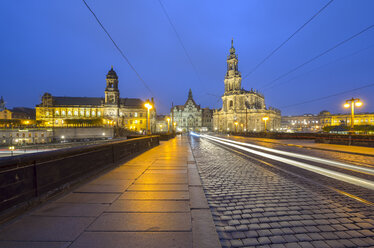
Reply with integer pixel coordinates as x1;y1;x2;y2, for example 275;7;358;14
261;24;374;90
280;82;374;109
82;0;154;96
264;44;374;92
158;0;202;84
243;0;334;80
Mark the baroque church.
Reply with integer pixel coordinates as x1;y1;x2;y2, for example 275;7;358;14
36;66;156;132
213;40;281;132
171;89;213;132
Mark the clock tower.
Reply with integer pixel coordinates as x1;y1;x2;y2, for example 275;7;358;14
105;66;120;106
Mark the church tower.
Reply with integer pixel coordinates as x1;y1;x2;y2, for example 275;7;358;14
224;39;242;95
105;66;120;105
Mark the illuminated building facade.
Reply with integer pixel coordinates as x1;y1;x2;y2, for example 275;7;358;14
36;67;156;132
282;111;374;133
281;114;321;133
171;89;213;132
319;111;374;128
213;40;281;132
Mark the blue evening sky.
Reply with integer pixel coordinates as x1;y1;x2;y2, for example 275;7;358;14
1;0;373;115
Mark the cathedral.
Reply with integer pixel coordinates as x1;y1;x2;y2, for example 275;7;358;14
213;40;281;132
36;66;156;132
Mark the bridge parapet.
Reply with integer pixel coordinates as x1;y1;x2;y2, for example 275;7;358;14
0;136;159;220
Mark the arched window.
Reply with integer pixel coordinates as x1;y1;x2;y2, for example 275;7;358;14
229;100;233;108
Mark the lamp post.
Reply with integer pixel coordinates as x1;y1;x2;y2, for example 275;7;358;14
144;100;153;135
9;146;15;156
262;116;269;132
167;117;170;133
234;121;238;133
344;98;363;131
173;122;177;132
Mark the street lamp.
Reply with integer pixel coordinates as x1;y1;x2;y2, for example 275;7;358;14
9;146;15;156
234;121;238;133
166;117;170;133
262;116;269;132
173;122;177;132
144;100;153;135
344;97;363;131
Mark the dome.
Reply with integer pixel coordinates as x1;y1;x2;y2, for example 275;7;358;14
106;66;118;79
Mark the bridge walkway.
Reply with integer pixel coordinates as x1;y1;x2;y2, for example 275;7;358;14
0;135;220;248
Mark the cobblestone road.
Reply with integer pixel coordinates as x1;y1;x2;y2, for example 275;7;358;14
190;136;374;248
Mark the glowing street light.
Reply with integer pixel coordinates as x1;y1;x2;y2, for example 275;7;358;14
166;117;170;133
144;100;153;135
234;121;238;133
262;116;269;132
9;146;15;156
344;98;363;131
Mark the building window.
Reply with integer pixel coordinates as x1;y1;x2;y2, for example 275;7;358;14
62;111;66;116
98;111;101;117
80;110;84;116
86;111;90;116
135;112;138;117
130;113;132;117
140;120;143;124
140;113;143;117
46;111;50;116
135;120;138;124
74;111;78;116
92;111;96;116
67;111;72;116
130;120;133;124
55;110;59;115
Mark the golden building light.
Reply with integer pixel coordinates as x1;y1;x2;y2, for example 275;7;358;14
262;116;269;132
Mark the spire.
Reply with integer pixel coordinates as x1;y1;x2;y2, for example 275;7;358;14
229;38;235;54
188;89;193;99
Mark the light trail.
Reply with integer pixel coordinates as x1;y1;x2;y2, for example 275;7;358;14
203;135;374;176
200;134;374;191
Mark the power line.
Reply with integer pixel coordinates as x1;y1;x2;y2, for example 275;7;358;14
280;82;374;109
264;44;374;92
261;24;374;90
82;0;154;95
243;0;334;80
158;0;202;82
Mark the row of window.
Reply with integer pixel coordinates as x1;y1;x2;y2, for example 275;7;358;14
3;133;45;138
322;119;374;124
289;120;319;124
45;110;145;118
46;110;102;117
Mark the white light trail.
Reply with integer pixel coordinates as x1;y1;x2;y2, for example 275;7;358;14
204;135;374;176
201;134;374;191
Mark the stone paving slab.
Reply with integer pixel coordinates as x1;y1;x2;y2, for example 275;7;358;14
107;200;190;212
0;241;71;248
55;193;120;204
31;203;108;217
0;216;94;241
120;191;190;200
69;232;192;248
73;182;132;193
88;212;191;231
127;184;188;191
